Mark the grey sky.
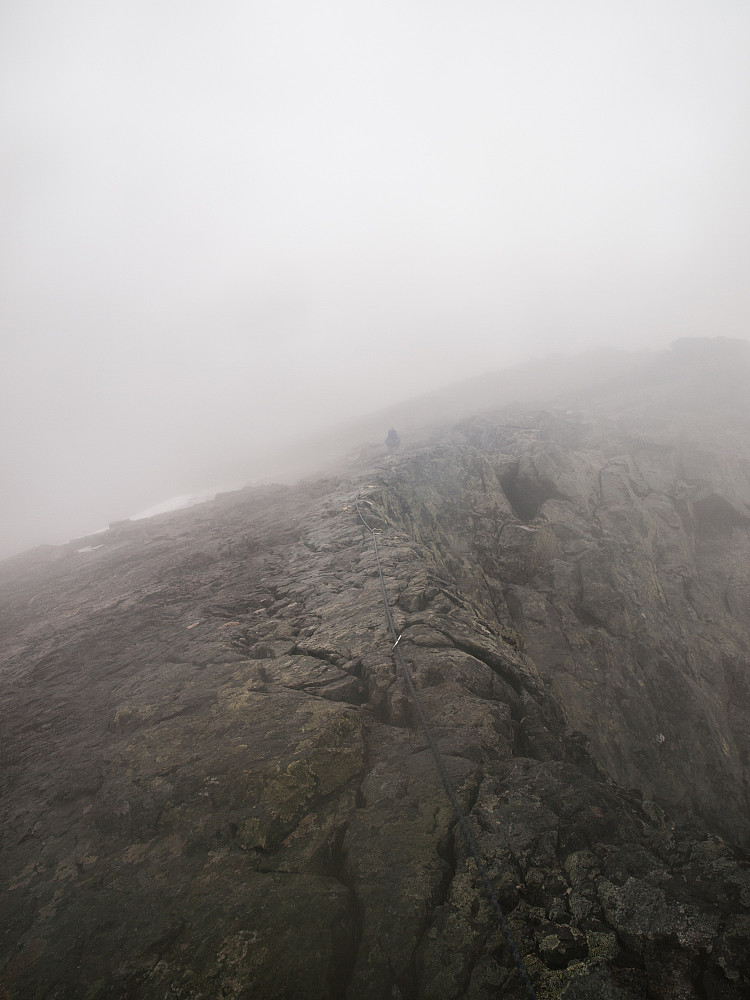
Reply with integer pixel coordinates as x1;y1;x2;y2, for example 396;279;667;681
2;0;750;556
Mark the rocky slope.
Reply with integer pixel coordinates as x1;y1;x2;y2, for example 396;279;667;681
1;339;750;999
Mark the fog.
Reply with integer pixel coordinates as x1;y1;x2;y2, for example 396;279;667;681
2;0;749;558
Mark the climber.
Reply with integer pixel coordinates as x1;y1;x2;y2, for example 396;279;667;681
385;428;401;453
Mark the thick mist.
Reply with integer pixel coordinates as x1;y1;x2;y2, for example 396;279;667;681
2;1;750;558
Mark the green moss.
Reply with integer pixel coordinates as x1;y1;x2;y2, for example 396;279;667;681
236;709;364;850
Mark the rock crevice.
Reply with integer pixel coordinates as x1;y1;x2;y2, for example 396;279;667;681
3;343;750;997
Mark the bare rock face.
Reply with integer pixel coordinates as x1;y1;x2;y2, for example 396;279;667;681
2;340;750;998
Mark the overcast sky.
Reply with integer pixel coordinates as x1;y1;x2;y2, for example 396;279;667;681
2;0;750;556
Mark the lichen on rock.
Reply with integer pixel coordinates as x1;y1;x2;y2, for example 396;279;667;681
2;341;750;998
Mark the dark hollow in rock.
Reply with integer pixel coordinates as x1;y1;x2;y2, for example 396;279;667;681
3;339;750;999
499;463;561;522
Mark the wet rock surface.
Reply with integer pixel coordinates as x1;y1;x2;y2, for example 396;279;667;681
2;340;750;998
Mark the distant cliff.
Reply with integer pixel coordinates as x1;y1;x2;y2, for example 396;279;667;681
2;340;749;999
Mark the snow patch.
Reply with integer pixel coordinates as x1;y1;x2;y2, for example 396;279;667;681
129;491;215;521
76;545;103;553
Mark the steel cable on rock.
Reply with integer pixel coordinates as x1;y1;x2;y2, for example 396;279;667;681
355;500;538;1000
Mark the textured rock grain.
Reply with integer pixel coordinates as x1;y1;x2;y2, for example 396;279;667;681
2;340;750;998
